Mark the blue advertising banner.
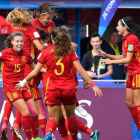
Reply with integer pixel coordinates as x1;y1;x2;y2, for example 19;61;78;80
98;0;122;37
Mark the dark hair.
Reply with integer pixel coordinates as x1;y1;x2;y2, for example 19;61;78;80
120;16;140;33
33;2;63;18
90;32;101;40
51;27;72;58
4;32;24;48
36;28;50;42
110;29;118;35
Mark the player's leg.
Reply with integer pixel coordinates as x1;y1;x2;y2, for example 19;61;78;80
12;98;32;140
62;89;78;140
43;90;61;140
11;109;22;140
1;100;13;140
33;87;47;136
29;86;42;140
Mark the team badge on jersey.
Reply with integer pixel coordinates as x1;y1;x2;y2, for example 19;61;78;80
33;32;40;38
22;56;26;62
13;92;18;98
128;44;133;51
48;27;52;33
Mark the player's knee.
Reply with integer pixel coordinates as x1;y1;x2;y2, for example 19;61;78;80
126;100;133;106
31;109;38;116
22;110;31;116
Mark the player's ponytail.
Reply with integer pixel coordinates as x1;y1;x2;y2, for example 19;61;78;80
54;31;72;58
4;32;24;48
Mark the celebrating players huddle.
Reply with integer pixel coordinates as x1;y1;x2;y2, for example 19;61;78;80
1;3;102;140
1;2;140;140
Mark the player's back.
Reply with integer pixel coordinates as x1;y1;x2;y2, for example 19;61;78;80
38;45;79;90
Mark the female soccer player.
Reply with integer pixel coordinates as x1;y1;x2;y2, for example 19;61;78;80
32;2;62;33
98;16;140;139
0;32;45;140
6;8;47;139
16;27;102;140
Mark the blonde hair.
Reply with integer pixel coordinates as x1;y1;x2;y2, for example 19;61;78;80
7;7;33;26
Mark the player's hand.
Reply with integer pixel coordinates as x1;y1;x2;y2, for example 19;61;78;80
15;83;23;92
83;81;90;89
92;85;102;97
98;50;106;57
101;59;112;64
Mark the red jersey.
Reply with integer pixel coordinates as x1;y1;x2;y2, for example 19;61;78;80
37;45;79;90
122;33;140;75
72;64;78;86
1;48;33;92
13;24;41;75
32;18;55;33
33;47;42;88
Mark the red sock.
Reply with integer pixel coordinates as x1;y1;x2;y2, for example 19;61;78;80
58;116;67;137
21;116;32;140
39;118;47;135
46;119;57;134
65;116;78;140
13;109;22;130
77;119;92;135
11;133;16;140
62;136;68;140
76;99;79;107
30;116;39;139
3;100;13;127
134;106;140;130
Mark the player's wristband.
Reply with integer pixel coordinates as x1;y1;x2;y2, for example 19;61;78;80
90;81;95;87
19;79;27;87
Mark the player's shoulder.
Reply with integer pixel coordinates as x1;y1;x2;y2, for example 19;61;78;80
127;34;139;42
2;48;12;54
32;18;37;24
42;44;55;54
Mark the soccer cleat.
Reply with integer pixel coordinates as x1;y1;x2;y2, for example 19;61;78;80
75;105;88;117
43;132;52;140
52;134;56;140
90;130;100;140
77;132;82;140
9;127;23;140
1;128;8;140
31;137;43;140
134;130;140;140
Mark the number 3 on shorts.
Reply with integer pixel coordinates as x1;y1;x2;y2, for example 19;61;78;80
54;57;64;75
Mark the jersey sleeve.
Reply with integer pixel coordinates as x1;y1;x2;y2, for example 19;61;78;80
0;50;6;61
71;51;80;61
28;26;41;41
27;54;34;64
127;36;140;53
37;50;46;64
